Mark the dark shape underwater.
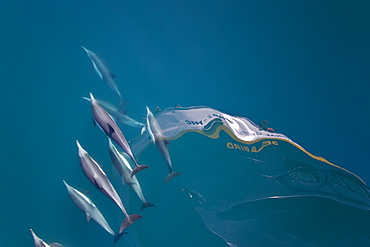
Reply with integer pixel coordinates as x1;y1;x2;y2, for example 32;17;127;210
125;106;370;247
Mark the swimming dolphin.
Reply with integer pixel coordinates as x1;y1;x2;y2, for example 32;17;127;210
63;180;115;236
89;92;149;177
82;97;144;128
145;106;180;182
81;46;124;107
76;140;142;233
108;138;155;210
30;229;62;247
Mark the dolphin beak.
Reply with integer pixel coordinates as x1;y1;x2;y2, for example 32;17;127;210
76;140;81;149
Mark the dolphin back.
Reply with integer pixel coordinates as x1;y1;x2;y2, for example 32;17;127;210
49;244;63;247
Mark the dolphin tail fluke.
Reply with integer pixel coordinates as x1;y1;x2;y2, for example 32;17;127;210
119;214;142;233
165;171;181;183
141;202;156;210
131;165;150;178
113;231;128;244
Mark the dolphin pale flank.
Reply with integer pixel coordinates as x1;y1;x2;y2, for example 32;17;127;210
108;138;155;210
88;93;149;177
30;229;62;247
76;140;142;233
63;180;115;236
145;106;180;182
82;97;144;128
81;46;124;107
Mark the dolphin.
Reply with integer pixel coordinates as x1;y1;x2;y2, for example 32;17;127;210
63;180;115;236
89;92;149;177
145;106;181;183
108;138;155;210
30;229;62;247
81;46;124;107
82;97;144;128
76;140;142;233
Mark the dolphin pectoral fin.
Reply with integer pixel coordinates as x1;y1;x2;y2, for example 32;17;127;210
141;202;156;210
131;165;150;178
113;231;128;244
164;139;170;145
109;72;117;79
165;172;181;183
108;124;115;136
86;212;92;222
119;214;142;233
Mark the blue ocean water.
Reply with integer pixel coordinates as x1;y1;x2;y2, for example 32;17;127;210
0;1;370;246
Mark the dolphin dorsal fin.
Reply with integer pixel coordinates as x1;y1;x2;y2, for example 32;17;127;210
118;108;128;114
94;175;108;191
108;124;115;136
86;213;91;222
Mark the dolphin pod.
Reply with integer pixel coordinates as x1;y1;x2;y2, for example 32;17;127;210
31;46;180;246
30;229;62;247
108;138;155;210
145;106;181;183
76;140;142;234
89;92;150;178
81;46;124;108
